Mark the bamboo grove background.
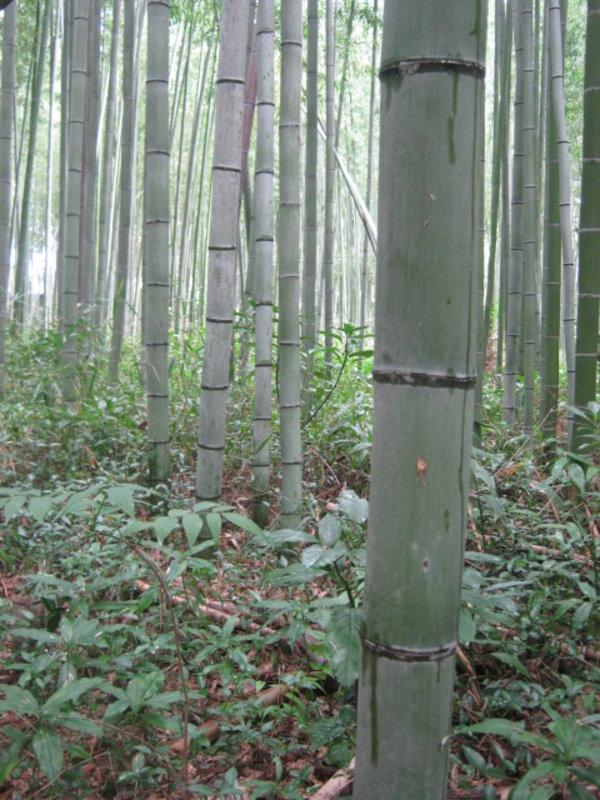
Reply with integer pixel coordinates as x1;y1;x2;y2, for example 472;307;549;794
0;0;598;510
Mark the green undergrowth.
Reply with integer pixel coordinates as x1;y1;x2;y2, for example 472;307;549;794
0;326;599;798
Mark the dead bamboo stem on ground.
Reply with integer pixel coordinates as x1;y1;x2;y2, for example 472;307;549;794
311;757;355;799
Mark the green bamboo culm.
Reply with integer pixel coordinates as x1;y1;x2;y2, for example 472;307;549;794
145;0;171;484
353;3;487;798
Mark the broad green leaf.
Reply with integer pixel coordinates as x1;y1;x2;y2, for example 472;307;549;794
141;711;182;732
571;765;600;784
262;529;315;545
182;513;202;548
573;602;592;629
491;651;531;679
55;713;103;736
42;678;103;716
3;493;27;522
528;787;555;800
32;728;63;781
61;484;102;517
193;500;223;512
126;672;163;713
28;495;54;523
222;615;239;639
205;512;222;539
145;691;184;709
318;514;342;546
11;626;60;645
223;512;263;536
458;719;548;748
567;778;600;798
0;685;40;716
338;490;369;524
509;761;557;799
462;745;487;773
59;617;100;647
327;606;362;687
567;463;586;495
302;540;347;569
103;698;131;719
459;607;477;645
107;485;136;518
154;515;178;543
0;728;29;785
308;716;348;749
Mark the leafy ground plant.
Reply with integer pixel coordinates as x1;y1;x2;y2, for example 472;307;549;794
0;330;599;798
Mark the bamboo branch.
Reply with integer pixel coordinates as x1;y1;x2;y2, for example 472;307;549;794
312;757;355;800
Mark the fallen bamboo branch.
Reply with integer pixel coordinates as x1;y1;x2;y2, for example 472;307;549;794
312;757;355;800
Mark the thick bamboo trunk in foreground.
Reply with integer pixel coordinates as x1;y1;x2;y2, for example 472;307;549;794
354;3;487;797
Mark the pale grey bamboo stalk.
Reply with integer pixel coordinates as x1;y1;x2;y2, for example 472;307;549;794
168;18;187;147
55;0;70;324
0;1;16;398
62;0;89;402
522;0;538;434
316;117;377;253
324;0;335;371
503;0;525;424
278;0;303;527
483;0;508;355
540;0;561;438
108;0;134;382
301;0;318;398
498;0;513;374
145;0;170;483
13;0;51;326
170;19;194;331
334;0;356;150
251;0;275;526
191;64;216;325
179;39;212;327
81;0;101;313
43;0;59;330
548;0;576;412
96;0;121;329
195;0;249;505
360;0;378;334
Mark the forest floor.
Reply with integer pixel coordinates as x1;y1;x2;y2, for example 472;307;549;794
0;328;599;799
